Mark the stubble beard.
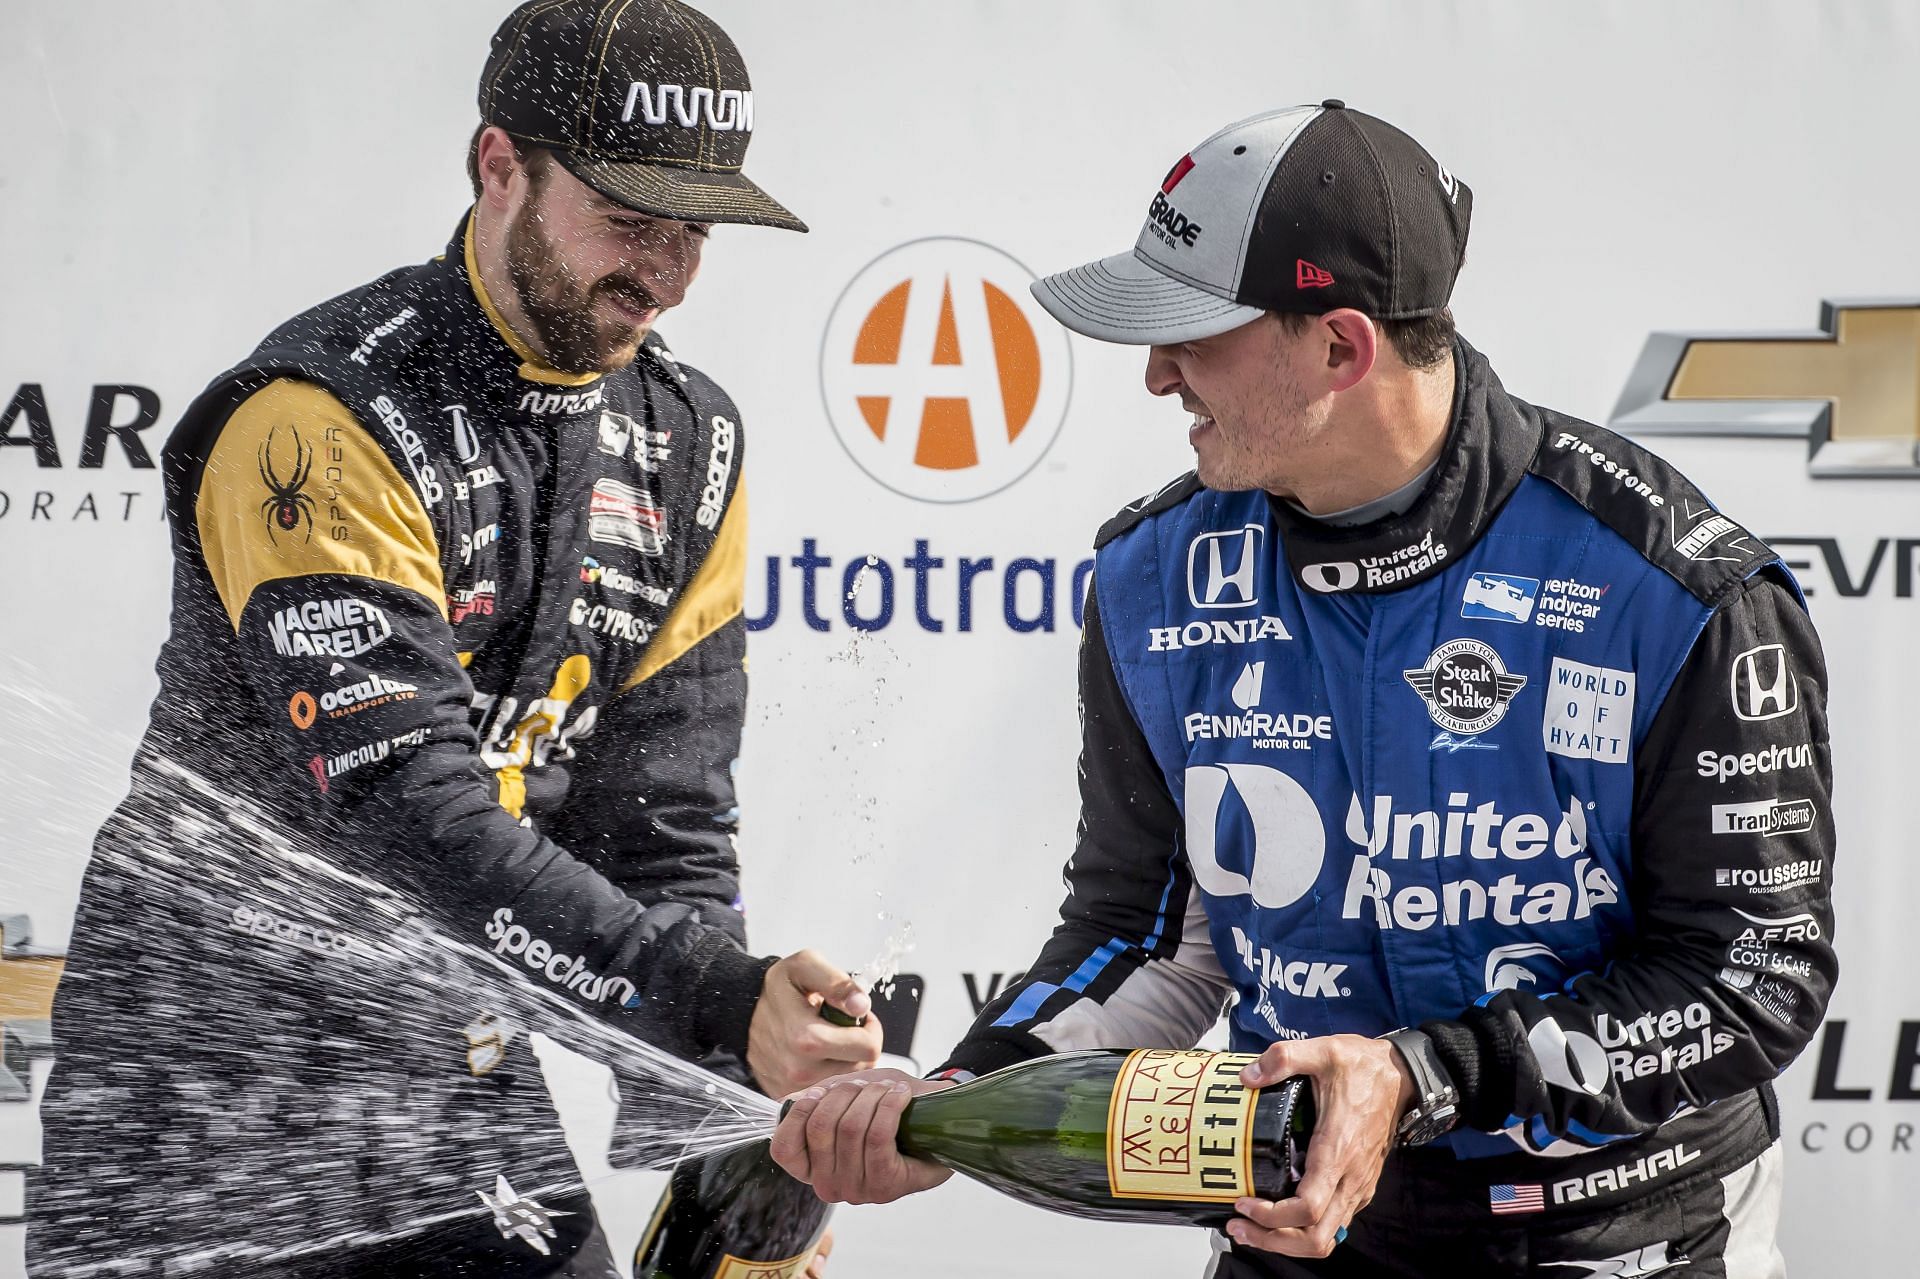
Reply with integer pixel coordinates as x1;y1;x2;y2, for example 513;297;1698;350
504;203;647;375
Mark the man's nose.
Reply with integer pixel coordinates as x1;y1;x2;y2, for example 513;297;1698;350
634;229;703;308
1144;345;1184;398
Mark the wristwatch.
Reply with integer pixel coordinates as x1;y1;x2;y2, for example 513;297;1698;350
1380;1027;1460;1146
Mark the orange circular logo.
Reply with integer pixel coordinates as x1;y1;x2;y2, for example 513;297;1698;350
289;691;318;730
820;238;1071;502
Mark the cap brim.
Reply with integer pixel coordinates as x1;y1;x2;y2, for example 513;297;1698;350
1030;250;1263;345
554;151;808;233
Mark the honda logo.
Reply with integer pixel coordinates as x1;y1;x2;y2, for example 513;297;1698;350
1731;644;1797;722
1187;526;1264;609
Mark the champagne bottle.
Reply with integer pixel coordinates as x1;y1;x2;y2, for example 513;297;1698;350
896;1048;1313;1228
634;1136;829;1279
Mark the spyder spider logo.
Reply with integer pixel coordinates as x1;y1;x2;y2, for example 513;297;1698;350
258;424;317;543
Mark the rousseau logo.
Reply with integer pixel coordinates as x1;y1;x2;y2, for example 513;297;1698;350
819;238;1072;503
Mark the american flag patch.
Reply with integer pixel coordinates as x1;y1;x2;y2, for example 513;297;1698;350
1489;1183;1544;1215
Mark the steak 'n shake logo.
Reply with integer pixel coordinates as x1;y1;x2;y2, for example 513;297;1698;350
1404;639;1528;739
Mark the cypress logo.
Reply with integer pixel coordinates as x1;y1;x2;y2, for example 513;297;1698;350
820;238;1071;503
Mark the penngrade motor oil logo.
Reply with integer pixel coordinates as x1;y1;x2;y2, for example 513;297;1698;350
819;238;1072;503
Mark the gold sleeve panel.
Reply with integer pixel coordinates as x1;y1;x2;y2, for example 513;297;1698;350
196;378;447;632
621;484;747;692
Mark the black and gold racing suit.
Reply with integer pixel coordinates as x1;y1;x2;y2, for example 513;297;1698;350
31;216;770;1276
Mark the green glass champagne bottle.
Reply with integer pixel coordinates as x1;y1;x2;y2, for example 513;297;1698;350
895;1048;1313;1227
633;1136;829;1279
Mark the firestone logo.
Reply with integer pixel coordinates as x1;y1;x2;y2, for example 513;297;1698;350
819;238;1072;503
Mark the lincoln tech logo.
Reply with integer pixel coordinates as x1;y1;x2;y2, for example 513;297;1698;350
1189;525;1263;608
820;238;1072;502
1611;299;1920;477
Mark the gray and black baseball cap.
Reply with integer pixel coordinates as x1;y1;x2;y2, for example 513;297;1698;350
1033;101;1471;344
479;0;806;231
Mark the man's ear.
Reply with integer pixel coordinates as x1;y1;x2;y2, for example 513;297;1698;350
1319;309;1379;394
474;126;524;211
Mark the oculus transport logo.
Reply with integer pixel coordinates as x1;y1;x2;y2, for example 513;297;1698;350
1611;299;1920;478
820;237;1072;502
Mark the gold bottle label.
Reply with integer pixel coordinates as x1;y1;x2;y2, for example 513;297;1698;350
1106;1048;1261;1201
713;1244;820;1279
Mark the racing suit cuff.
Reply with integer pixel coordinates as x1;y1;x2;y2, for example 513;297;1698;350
688;934;779;1060
1419;1012;1515;1132
936;1032;1050;1079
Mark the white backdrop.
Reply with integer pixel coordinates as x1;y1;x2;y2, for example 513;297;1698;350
2;2;1917;1275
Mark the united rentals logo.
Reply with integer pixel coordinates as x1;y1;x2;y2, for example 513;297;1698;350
819;238;1072;503
1610;299;1920;477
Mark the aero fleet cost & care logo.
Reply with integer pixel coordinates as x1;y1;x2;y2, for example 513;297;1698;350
819;238;1072;503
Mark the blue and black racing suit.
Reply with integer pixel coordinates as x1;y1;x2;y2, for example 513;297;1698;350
942;339;1835;1277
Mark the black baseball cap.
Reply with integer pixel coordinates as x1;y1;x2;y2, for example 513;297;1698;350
479;0;806;232
1033;102;1470;344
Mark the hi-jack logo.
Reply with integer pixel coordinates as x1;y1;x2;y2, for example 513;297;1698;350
1189;525;1263;609
1731;643;1797;721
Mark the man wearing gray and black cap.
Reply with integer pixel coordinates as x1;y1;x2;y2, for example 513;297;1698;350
776;103;1832;1277
32;3;874;1275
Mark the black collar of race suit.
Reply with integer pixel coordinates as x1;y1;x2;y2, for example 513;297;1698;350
1267;338;1540;596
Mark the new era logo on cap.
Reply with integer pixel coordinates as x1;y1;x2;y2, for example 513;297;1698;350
1030;101;1471;346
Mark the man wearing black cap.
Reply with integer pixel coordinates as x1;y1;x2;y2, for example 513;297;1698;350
32;3;870;1275
774;103;1833;1277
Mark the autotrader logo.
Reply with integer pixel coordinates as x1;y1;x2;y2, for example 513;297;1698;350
820;238;1072;502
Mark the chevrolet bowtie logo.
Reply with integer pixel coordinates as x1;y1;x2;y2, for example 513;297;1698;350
1610;300;1920;477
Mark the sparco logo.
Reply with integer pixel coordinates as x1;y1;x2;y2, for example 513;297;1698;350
485;907;637;1006
268;597;393;659
369;393;444;505
229;903;355;958
1551;1143;1700;1205
696;415;735;530
1403;639;1527;736
1711;796;1817;838
1188;526;1262;609
1301;529;1448;594
622;82;753;132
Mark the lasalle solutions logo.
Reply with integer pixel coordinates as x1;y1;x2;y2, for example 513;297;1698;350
1611;299;1920;477
820;238;1072;503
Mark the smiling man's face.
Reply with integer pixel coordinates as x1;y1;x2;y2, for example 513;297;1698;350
503;154;710;374
1144;314;1331;496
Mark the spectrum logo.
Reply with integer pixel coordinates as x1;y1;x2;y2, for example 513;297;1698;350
819;238;1073;503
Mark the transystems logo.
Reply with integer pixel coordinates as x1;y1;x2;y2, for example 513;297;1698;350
819;238;1072;503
